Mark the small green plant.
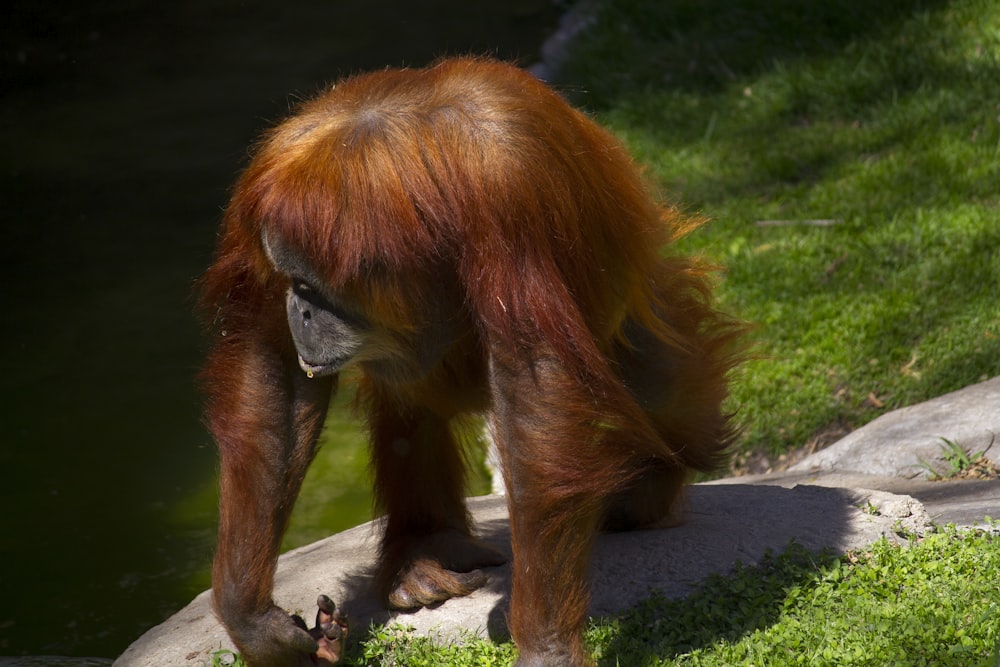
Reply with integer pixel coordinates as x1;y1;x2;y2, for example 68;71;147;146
919;436;990;479
209;649;243;667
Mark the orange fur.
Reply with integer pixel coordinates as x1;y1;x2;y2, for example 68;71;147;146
199;57;745;666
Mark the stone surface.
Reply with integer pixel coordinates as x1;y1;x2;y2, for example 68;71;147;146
707;471;1000;527
788;376;999;479
114;485;929;666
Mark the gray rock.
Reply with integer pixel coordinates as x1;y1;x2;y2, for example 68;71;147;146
706;471;999;528
788;376;999;479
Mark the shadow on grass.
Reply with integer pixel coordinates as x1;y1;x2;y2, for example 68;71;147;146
558;0;953;106
594;543;839;665
557;0;997;214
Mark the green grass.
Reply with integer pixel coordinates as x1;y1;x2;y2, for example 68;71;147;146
582;528;1000;666
560;0;1000;460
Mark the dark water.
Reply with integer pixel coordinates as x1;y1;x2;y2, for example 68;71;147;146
0;1;559;657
